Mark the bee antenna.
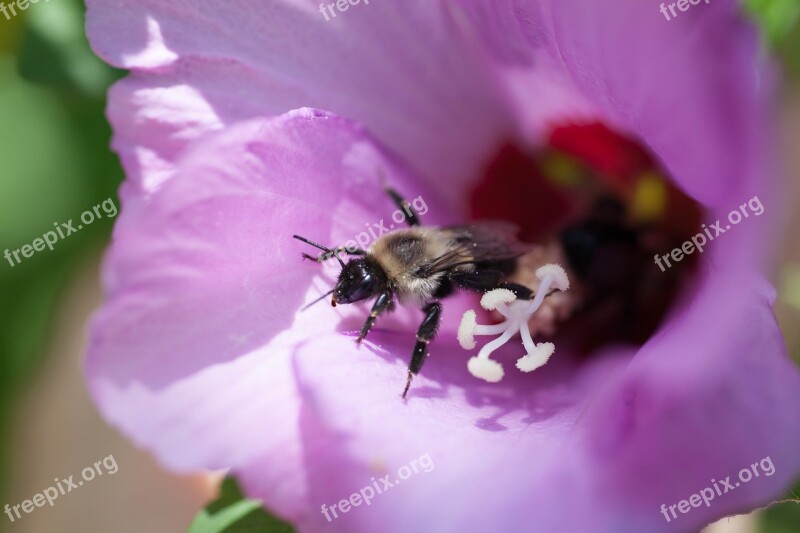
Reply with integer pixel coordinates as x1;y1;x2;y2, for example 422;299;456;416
377;168;389;189
331;251;346;269
292;234;331;252
301;289;335;312
292;234;345;269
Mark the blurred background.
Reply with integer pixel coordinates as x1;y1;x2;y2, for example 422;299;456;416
0;0;798;532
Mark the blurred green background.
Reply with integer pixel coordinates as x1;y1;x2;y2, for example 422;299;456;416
0;1;798;532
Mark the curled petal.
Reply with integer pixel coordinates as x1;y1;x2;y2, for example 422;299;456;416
86;109;437;521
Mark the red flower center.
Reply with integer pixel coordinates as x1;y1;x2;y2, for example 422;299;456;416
470;122;704;353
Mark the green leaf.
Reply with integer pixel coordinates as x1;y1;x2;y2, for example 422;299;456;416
746;0;800;46
17;0;123;96
745;0;800;77
0;12;24;53
189;477;296;533
758;480;800;533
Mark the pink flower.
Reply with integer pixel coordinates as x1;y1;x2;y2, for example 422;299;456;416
85;1;800;531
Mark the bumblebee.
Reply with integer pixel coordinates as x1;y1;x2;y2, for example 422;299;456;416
294;185;536;398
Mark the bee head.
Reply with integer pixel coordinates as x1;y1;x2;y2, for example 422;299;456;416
332;258;382;305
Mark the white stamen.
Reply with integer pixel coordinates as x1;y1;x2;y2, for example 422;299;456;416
516;342;555;372
535;264;569;291
458;310;477;350
457;263;570;382
467;357;504;383
480;288;517;310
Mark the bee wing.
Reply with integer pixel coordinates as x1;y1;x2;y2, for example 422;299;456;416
418;221;529;275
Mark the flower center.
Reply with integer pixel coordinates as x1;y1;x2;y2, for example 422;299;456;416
461;122;704;379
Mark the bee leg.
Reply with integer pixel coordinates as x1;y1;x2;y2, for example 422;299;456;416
497;282;533;300
448;270;505;292
403;302;442;398
382;183;420;227
357;291;393;343
497;283;557;301
449;271;535;300
302;246;365;263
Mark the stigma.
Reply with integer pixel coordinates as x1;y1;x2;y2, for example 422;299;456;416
457;264;570;383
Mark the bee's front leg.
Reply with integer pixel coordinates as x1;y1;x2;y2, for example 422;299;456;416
302;246;365;263
356;291;393;343
497;282;534;300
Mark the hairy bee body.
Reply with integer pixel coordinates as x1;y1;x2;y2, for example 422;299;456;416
368;228;479;307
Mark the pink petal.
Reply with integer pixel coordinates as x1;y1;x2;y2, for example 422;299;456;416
286;270;800;532
86;109;440;518
458;0;776;207
86;0;516;204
